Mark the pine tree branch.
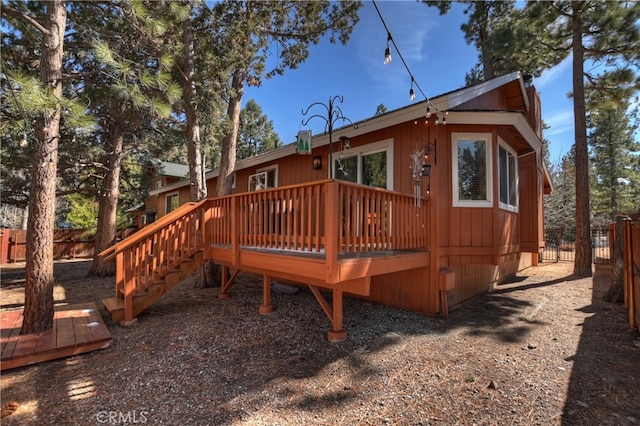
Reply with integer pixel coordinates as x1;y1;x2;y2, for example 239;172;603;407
1;5;51;36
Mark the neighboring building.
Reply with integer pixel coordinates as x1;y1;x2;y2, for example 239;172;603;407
109;72;552;339
139;161;191;227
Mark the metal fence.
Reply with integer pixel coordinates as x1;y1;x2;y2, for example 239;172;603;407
541;226;612;264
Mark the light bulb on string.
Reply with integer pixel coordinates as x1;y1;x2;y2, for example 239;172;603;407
425;106;431;119
384;32;392;65
409;77;416;101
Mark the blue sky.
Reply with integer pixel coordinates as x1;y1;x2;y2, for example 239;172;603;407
245;0;576;163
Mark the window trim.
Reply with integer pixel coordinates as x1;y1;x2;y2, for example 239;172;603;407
498;137;518;213
248;164;278;191
451;132;493;208
332;138;394;190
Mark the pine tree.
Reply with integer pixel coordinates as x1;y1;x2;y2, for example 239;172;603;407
587;73;640;224
238;99;282;160
422;1;521;84
526;1;640;276
2;1;67;334
70;2;181;277
210;1;361;196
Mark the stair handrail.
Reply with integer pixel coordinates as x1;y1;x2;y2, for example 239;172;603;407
99;199;209;262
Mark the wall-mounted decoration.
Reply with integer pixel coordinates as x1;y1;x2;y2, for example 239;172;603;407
296;130;312;155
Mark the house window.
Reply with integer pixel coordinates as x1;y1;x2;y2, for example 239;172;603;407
155;180;162;190
499;139;518;211
146;210;157;224
334;139;393;189
452;133;493;207
165;193;179;214
249;165;278;191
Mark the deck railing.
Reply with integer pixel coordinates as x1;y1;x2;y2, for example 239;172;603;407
103;180;429;319
204;179;429;255
100;200;209;320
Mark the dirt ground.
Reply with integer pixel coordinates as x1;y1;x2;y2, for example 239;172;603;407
1;259;639;425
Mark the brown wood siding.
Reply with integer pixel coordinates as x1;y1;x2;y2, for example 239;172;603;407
518;152;543;252
449;263;498;306
366;265;437;315
526;87;542;139
499;209;519;251
453;81;526;112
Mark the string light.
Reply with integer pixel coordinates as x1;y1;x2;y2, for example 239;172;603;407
384;32;392;65
372;0;446;122
409;77;416;101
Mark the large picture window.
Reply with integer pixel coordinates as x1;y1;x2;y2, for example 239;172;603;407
334;139;393;190
498;139;518;211
452;133;493;207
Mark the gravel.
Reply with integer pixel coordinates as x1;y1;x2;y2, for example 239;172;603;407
2;259;639;425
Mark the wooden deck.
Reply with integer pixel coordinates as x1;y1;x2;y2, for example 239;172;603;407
100;180;431;339
0;302;112;371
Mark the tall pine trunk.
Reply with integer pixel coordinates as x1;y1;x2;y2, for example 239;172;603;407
571;4;593;277
21;1;66;335
183;13;207;202
88;119;124;277
217;69;246;197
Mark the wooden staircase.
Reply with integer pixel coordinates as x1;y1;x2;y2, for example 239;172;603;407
102;251;205;322
99;200;210;324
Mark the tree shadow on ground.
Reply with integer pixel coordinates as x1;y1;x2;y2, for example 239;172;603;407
561;265;640;425
432;271;583;344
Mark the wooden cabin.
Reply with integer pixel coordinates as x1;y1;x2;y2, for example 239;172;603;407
135;161;191;227
103;71;552;341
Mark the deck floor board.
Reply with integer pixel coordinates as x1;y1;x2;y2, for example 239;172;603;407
0;302;112;371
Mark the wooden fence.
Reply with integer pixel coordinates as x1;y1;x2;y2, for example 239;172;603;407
1;229;97;263
621;219;640;329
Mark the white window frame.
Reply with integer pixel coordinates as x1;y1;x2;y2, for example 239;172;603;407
452;132;493;208
498;137;518;212
165;192;179;214
248;165;278;191
332;138;394;190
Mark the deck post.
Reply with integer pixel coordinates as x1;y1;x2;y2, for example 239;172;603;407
325;181;339;283
231;196;239;266
259;274;274;314
120;251;136;325
218;265;230;299
327;288;347;342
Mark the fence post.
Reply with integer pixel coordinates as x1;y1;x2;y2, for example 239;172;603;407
605;215;628;303
622;219;635;328
0;229;9;264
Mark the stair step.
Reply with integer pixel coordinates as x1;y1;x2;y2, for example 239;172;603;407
107;249;206;323
117;286;147;298
180;259;200;275
146;281;167;297
103;296;124;312
164;270;184;286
